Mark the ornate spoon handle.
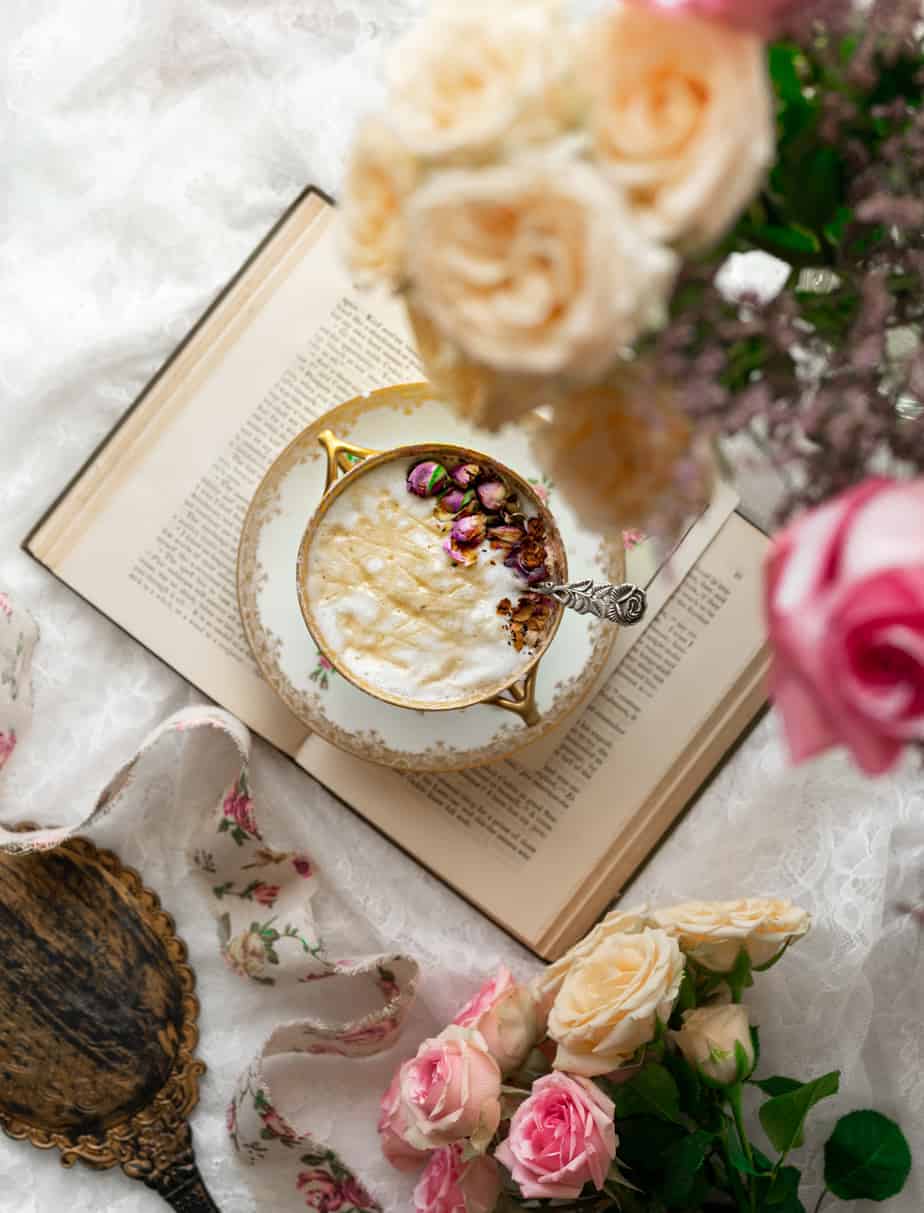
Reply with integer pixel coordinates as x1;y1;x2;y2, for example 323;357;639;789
533;579;648;626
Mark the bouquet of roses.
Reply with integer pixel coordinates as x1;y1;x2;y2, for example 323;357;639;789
379;900;911;1213
343;0;924;780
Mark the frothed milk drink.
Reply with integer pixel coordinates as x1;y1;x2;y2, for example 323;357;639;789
303;454;557;706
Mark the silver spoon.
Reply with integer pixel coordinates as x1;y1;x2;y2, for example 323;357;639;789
533;579;648;626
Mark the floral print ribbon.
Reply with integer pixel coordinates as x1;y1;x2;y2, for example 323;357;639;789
0;592;419;1212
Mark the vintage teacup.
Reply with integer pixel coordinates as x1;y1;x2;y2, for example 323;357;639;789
296;432;568;725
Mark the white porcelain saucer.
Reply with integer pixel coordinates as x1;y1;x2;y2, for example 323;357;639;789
238;384;623;772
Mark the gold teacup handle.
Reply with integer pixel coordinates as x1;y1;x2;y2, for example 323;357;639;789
318;429;379;491
485;666;541;728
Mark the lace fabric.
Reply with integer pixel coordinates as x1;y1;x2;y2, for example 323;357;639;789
1;2;921;1210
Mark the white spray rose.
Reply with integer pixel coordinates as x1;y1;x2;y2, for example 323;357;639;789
531;909;653;1018
547;927;685;1077
385;0;577;162
673;1004;756;1087
342;117;418;287
583;2;774;249
406;153;676;380
652;898;811;973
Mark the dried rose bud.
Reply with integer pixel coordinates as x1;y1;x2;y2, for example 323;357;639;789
450;463;481;488
451;514;487;546
488;524;525;549
443;535;479;565
527;517;546;541
476;479;507;511
506;550;548;583
497;598;513;616
408;461;450;497
436;488;469;515
518;540;546;571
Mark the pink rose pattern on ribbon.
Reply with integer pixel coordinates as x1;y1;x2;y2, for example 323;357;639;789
0;592;420;1213
0;592;36;773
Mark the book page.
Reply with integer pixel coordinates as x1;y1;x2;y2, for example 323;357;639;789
299;512;768;956
28;194;422;754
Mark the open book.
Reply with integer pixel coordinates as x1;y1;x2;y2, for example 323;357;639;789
25;187;770;960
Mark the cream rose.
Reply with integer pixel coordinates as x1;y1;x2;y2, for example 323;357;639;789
673;1004;756;1087
342;117;418;287
547;928;684;1077
653;898;811;973
385;1;576;161
583;3;773;249
407;155;676;379
531;909;652;1018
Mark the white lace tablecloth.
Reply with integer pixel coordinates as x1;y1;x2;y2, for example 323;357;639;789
1;3;921;1211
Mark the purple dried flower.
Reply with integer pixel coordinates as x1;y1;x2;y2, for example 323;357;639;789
476;479;507;511
407;461;449;497
450;463;481;488
451;514;487;546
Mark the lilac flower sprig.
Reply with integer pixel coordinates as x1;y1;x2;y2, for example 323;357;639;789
653;0;924;521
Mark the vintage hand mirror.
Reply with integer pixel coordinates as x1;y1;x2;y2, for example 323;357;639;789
0;832;220;1211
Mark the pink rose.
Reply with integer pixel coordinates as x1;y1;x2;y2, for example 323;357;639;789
293;856;314;878
453;966;539;1075
414;1144;502;1213
639;0;829;35
399;1026;502;1152
296;1170;343;1213
766;478;924;774
495;1072;617;1200
379;1072;429;1171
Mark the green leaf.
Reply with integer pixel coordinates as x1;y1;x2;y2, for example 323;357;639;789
726;948;754;1002
823;204;851;248
613;1064;684;1125
660;1131;715;1208
768;43;805;104
750;223;822;259
753;1077;804;1098
615;1116;687;1175
759;1071;840;1155
726;1134;773;1177
664;1050;705;1121
824;1110;912;1201
765;1165;804;1209
791;146;844;232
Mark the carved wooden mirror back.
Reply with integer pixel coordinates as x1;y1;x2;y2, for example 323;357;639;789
0;833;221;1211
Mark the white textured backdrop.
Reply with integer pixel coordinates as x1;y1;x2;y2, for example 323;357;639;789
1;2;921;1211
